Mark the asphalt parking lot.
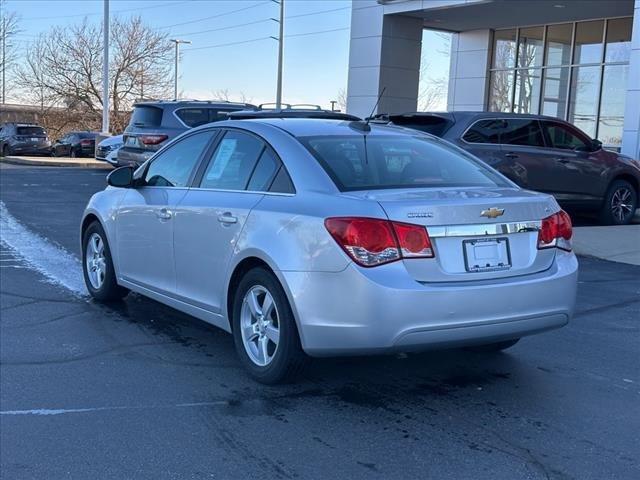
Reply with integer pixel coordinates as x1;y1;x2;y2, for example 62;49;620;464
1;163;639;480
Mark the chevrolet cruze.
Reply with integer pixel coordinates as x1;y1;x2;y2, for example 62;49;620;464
81;118;578;383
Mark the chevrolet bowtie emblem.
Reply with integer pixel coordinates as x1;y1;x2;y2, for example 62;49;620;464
481;207;505;219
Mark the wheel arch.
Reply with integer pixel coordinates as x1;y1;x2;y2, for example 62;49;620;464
224;254;303;342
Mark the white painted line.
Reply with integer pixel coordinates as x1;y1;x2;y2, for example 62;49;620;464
1;401;229;416
0;201;87;296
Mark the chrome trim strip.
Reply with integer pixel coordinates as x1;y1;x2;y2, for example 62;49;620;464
428;221;541;238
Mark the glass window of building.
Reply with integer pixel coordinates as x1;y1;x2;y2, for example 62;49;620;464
488;17;632;150
545;23;573;66
518;26;544;68
492;29;517;69
605;17;632;63
573;20;604;65
514;69;542;114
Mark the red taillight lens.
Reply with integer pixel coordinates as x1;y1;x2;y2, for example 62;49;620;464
391;221;433;258
325;217;434;267
139;134;168;145
325;217;399;267
80;139;92;146
538;210;572;251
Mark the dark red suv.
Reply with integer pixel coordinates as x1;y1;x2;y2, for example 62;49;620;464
372;112;640;225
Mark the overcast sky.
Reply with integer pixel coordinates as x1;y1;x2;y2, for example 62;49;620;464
7;0;451;109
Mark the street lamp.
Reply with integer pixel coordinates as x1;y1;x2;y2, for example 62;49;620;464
170;39;191;101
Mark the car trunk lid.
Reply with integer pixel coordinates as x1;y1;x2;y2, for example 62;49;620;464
345;187;558;282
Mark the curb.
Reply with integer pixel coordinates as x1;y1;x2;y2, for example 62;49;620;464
1;156;113;169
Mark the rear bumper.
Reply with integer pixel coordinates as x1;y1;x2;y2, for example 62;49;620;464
281;251;578;356
10;145;51;155
117;147;155;166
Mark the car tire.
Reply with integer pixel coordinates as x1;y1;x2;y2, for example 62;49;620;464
82;221;128;301
1;144;9;157
70;148;77;158
467;338;520;352
232;267;308;384
599;179;638;225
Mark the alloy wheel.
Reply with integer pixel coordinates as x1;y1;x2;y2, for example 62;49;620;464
240;285;280;367
610;187;634;223
86;233;107;289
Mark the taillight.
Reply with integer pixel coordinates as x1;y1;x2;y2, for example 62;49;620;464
538;210;572;251
139;134;168;145
80;139;92;146
324;217;434;267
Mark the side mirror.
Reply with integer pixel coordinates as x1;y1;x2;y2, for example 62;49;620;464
107;166;134;188
591;139;603;151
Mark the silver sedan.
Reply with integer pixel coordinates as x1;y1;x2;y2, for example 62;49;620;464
81;118;578;383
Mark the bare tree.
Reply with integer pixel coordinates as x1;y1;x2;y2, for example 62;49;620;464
211;88;253;104
336;88;347;111
418;32;451;112
15;16;173;132
1;6;20;102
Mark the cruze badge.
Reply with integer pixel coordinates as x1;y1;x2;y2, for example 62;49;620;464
407;212;434;218
480;207;505;219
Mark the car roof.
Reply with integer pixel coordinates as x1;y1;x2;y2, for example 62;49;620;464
380;111;567;123
225;118;417;137
133;100;255;109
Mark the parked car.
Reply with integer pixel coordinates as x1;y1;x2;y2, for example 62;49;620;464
51;131;100;158
117;100;256;166
371;112;640;225
0;123;51;156
96;134;123;165
81;117;578;383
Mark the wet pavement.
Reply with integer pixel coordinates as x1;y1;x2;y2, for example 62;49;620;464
1;164;639;479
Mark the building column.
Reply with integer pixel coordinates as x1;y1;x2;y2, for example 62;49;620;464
346;1;423;118
622;0;640;158
447;29;492;111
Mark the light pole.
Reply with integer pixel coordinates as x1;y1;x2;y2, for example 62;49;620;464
1;0;7;105
170;39;191;101
274;0;284;109
101;0;109;134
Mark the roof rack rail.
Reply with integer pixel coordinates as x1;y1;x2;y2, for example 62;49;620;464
226;107;361;121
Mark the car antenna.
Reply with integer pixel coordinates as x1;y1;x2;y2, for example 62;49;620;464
349;87;386;133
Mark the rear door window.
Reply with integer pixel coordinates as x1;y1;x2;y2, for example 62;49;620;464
130;106;163;127
144;131;214;187
247;148;280;191
542;121;591;151
500;119;544;147
462;119;504;144
200;130;265;190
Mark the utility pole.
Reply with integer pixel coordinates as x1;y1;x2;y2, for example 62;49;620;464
275;0;284;109
1;0;6;105
170;39;191;101
101;0;109;134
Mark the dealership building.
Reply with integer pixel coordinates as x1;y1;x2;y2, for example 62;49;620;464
346;0;640;157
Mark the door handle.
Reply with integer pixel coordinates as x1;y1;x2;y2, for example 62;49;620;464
555;158;571;164
156;208;173;220
218;212;238;224
504;152;519;159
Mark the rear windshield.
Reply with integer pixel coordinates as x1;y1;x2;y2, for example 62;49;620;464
176;108;236;127
389;116;452;137
300;135;508;191
77;132;97;139
17;126;46;136
130;105;163;127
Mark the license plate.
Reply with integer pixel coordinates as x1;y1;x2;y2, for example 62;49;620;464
463;237;511;273
31;137;40;142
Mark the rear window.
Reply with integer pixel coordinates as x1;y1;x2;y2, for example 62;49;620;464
77;132;97;139
130;106;163;127
301;135;507;191
389;115;452;137
176;108;234;128
17;126;46;136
